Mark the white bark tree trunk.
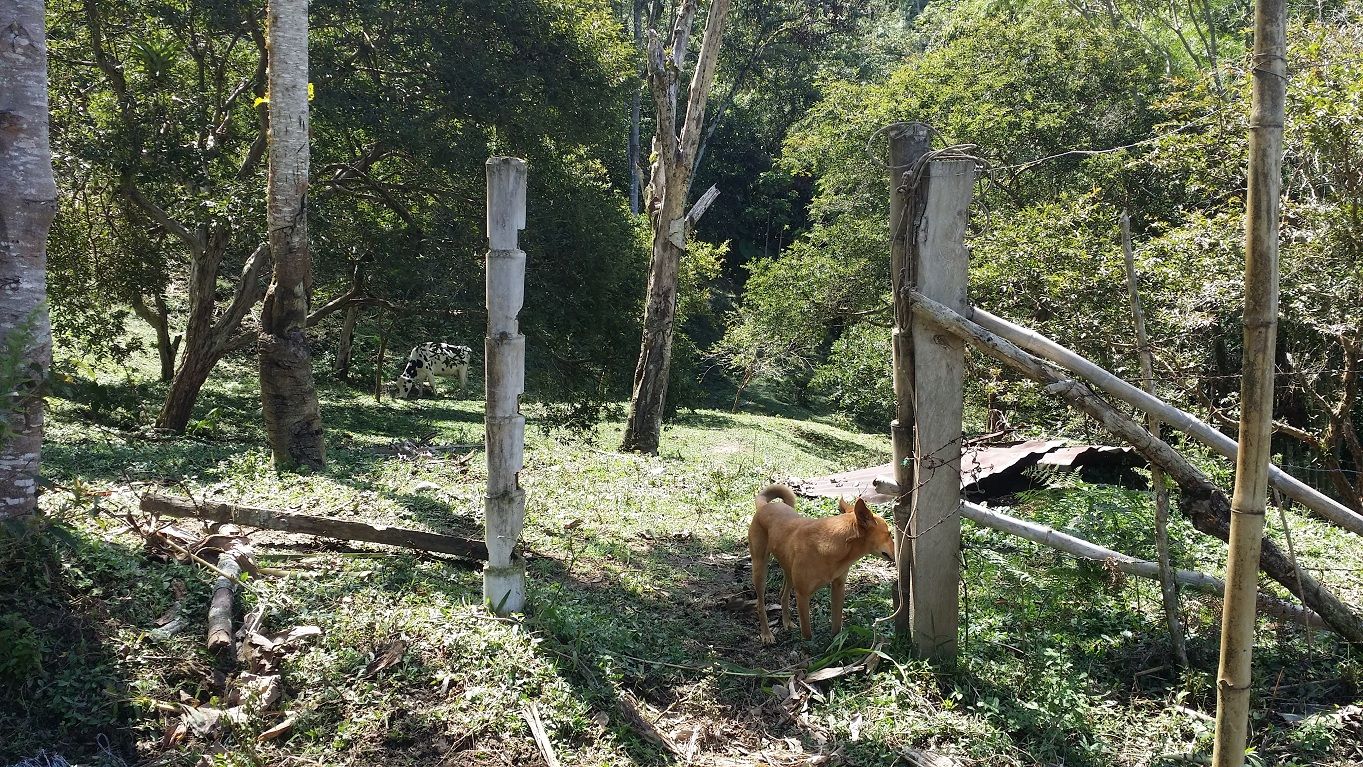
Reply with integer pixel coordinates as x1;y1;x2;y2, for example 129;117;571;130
0;0;57;518
259;0;325;469
621;0;732;454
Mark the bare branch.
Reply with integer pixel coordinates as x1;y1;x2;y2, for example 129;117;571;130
122;181;201;255
210;242;270;341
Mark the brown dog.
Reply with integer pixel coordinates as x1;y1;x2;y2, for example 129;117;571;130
748;484;896;644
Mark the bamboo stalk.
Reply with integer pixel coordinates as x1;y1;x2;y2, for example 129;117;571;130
1121;212;1188;667
874;479;1325;630
1213;0;1286;758
969;308;1363;537
903;290;1363;644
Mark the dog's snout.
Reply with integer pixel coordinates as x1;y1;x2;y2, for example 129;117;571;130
881;552;895;563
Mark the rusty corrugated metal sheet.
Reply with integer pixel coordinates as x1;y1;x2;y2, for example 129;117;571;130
791;440;1144;503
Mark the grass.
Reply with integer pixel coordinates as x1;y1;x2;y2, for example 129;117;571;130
3;353;1362;767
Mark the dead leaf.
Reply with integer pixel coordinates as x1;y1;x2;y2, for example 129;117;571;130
849;712;863;741
591;711;610;729
159;720;187;750
268;625;322;646
362;638;408;678
229;673;281;710
180;705;227;737
804;664;860;684
257;714;297;742
564;519;583;531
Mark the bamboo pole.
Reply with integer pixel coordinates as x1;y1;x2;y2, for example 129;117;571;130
1213;0;1286;758
877;477;1326;630
903;290;1363;644
1121;213;1188;667
484;157;529;615
887;123;931;639
968;308;1363;537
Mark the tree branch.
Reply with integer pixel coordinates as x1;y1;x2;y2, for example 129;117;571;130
122;181;202;255
210;243;270;341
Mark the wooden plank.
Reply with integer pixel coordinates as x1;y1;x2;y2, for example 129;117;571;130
907;158;974;663
140;494;488;560
887;122;931;638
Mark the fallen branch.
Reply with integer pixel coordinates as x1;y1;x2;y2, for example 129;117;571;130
207;552;242;654
871;476;1325;630
907;291;1363;643
969;306;1363;537
141;494;488;561
523;702;563;767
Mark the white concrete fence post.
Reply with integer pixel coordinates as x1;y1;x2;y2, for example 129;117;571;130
483;157;528;615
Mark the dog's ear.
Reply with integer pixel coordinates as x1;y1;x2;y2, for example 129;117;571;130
853;498;875;531
838;496;853;514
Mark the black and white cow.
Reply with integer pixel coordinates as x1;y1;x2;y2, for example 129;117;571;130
395;342;472;399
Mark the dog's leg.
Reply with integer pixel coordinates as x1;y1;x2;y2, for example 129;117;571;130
830;576;846;636
779;578;794;630
796;588;813;640
751;542;774;645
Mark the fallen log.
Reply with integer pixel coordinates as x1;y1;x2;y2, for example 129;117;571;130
141;495;489;561
969;306;1363;537
207;552;241;653
871;477;1325;630
906;290;1363;643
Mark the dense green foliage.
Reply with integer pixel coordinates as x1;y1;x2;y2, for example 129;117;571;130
17;0;1363;763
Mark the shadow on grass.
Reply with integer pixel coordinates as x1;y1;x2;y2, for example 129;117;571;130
0;519;205;766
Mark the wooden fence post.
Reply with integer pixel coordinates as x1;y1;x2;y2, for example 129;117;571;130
888;123;931;639
907;158;973;663
484;157;529;615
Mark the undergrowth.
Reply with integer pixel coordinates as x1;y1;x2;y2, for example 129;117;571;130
3;357;1360;766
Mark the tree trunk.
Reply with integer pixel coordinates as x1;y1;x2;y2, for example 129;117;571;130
334;304;358;381
627;0;643;216
131;293;179;382
0;0;58;518
1213;0;1285;759
156;240;267;432
258;0;325;470
621;0;732;454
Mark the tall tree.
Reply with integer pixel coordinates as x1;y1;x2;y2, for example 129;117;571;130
1211;0;1285;761
54;0;274;433
621;0;731;454
0;0;57;518
259;0;325;469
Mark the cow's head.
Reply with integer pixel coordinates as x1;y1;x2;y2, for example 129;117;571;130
395;360;423;399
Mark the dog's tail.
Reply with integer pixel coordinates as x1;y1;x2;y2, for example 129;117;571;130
755;484;797;513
